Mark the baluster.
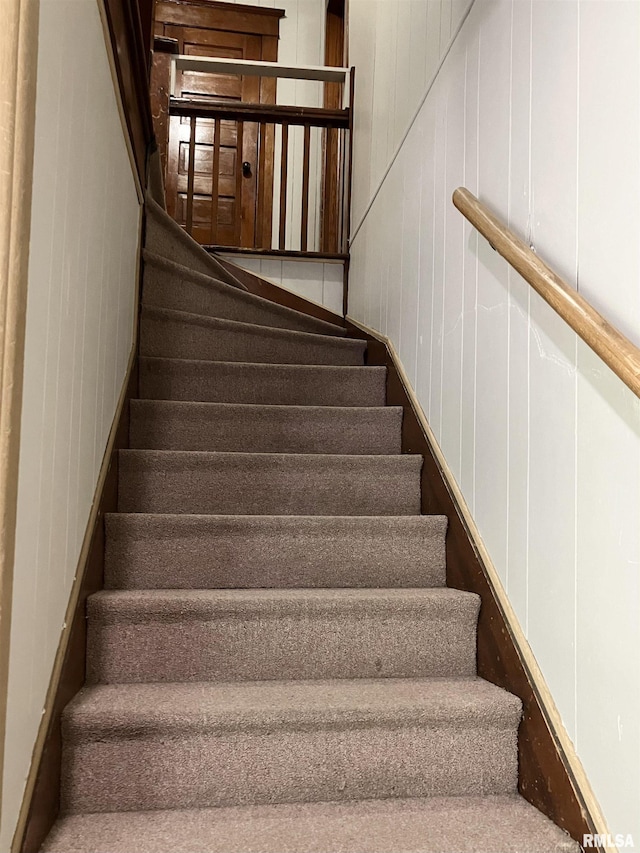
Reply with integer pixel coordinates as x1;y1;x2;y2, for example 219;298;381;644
256;121;267;248
186;115;196;235
301;123;311;252
279;123;289;251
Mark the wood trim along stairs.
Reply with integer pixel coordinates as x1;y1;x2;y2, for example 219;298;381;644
345;314;609;851
13;348;139;853
14;219;604;850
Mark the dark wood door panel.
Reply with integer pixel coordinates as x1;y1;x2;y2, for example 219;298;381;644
177;193;236;245
156;0;281;247
155;0;283;37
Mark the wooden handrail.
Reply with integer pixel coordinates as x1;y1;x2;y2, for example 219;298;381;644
169;98;349;128
453;187;640;399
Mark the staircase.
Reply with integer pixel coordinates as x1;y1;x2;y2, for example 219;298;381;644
41;199;578;852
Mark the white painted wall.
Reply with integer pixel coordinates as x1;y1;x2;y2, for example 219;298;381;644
349;0;640;845
225;0;326;250
0;0;141;847
220;254;344;315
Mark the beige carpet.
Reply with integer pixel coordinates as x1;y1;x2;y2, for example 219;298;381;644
41;198;579;852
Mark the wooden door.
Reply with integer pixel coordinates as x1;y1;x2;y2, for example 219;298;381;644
154;1;283;247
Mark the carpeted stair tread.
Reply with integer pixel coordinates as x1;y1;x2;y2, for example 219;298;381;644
61;678;520;812
145;194;247;290
142;251;346;337
118;450;422;516
42;795;580;853
86;588;479;683
64;677;522;736
140;305;366;365
104;514;447;589
129;400;402;454
139;358;387;406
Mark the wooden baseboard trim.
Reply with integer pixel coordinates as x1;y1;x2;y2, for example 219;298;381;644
12;345;139;853
209;246;349;262
346;314;610;851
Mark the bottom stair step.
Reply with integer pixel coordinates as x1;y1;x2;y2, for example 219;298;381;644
42;795;579;852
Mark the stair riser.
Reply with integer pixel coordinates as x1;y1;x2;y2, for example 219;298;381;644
129;406;402;455
104;517;447;590
86;608;478;683
118;455;422;516
62;723;518;813
139;360;387;407
143;263;340;336
140;315;364;366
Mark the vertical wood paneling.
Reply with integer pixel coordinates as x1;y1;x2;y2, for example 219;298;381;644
398;123;422;389
415;97;437;420
505;0;531;627
0;0;140;847
429;90;447;441
474;0;510;576
385;167;403;346
526;0;579;737
576;0;640;339
321;262;343;315
221;255;345;316
460;34;479;511
575;0;640;835
576;343;640;842
440;53;465;479
348;0;640;842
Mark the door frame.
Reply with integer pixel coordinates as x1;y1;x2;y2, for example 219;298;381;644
154;0;284;248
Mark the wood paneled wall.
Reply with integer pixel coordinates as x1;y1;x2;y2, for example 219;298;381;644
0;1;142;848
348;0;640;844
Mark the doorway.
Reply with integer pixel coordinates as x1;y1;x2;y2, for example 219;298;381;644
153;0;284;247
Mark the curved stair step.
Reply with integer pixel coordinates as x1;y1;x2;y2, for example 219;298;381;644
145;194;247;290
140;305;366;365
142;251;346;336
86;587;479;683
129;401;403;454
104;514;447;590
139;358;387;406
61;677;521;813
117;450;423;516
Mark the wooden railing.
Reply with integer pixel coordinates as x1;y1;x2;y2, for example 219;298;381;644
160;56;354;257
453;187;640;399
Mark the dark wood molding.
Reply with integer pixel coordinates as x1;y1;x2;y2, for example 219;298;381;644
16;362;138;853
138;0;156;63
169;98;350;129
153;34;179;53
155;0;284;37
161;0;285;18
210;246;349;262
345;321;597;848
102;0;154;187
214;255;346;329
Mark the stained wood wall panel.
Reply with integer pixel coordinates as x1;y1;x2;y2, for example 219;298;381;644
348;0;640;844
